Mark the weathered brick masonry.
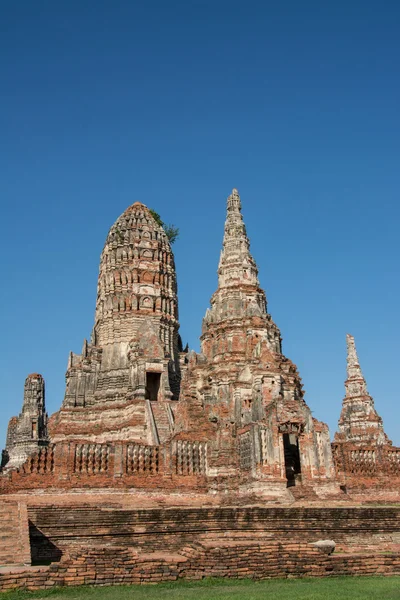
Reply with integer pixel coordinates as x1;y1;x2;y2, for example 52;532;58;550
2;190;399;499
1;190;399;590
1;546;399;591
0;505;399;591
332;335;400;499
2;191;340;500
0;500;30;567
27;505;400;561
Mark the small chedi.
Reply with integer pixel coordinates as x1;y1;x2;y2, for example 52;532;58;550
1;374;48;470
332;334;399;497
1;190;399;502
336;334;389;446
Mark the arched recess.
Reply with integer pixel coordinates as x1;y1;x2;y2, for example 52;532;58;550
141;296;153;309
142;271;154;284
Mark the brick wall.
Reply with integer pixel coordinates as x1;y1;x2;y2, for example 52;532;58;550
0;504;399;591
0;500;31;566
2;440;399;504
332;443;400;500
0;544;399;591
0;441;209;494
26;505;400;564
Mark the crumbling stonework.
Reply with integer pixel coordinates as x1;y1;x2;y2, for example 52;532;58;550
0;189;399;586
49;202;184;446
1;190;398;502
173;189;336;497
2;374;48;470
332;334;400;498
335;335;389;446
1;502;400;590
1;543;399;591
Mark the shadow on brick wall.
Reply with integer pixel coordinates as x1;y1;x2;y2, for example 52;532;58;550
29;522;62;565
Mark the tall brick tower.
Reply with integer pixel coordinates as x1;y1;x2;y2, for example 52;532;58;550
50;202;182;444
2;374;48;470
334;334;389;445
175;189;337;496
201;188;282;359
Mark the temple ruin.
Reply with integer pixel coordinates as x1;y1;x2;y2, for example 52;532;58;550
0;189;399;589
1;189;398;499
2;374;48;471
332;333;399;499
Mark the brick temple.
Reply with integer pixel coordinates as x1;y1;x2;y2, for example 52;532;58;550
1;189;399;499
0;189;399;589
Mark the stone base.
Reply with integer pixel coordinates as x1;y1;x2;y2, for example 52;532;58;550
1;500;400;591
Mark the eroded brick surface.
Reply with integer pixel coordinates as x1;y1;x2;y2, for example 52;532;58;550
0;500;30;567
1;190;345;499
332;334;400;498
1;375;48;471
0;190;399;584
0;541;399;591
1;504;400;590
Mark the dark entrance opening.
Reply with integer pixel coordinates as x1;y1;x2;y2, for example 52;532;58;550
282;433;301;487
145;372;161;401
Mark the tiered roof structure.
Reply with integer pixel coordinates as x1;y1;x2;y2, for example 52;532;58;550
331;334;398;495
334;334;389;446
174;190;336;493
1;189;398;500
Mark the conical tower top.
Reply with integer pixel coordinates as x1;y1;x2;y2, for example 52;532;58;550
218;189;259;288
346;334;367;392
93;200;179;353
227;188;241;212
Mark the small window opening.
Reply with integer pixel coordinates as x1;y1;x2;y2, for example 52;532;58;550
145;372;161;401
32;422;37;438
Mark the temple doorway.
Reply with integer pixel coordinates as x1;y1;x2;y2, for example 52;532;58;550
145;372;161;401
282;433;301;487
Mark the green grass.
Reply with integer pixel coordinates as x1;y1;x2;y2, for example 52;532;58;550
2;577;400;600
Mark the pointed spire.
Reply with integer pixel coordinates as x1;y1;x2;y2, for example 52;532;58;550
345;334;368;398
218;189;259;288
227;188;242;213
334;334;390;446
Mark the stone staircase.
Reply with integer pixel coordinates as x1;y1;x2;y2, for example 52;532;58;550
0;501;31;566
150;402;172;443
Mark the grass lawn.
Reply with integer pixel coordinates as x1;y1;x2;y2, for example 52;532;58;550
1;577;400;600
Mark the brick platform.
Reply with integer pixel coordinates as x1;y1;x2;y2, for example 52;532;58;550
27;505;400;563
1;500;399;591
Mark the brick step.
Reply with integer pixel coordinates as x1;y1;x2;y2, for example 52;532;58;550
28;510;400;528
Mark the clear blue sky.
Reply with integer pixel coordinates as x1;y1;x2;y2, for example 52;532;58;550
1;0;399;447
